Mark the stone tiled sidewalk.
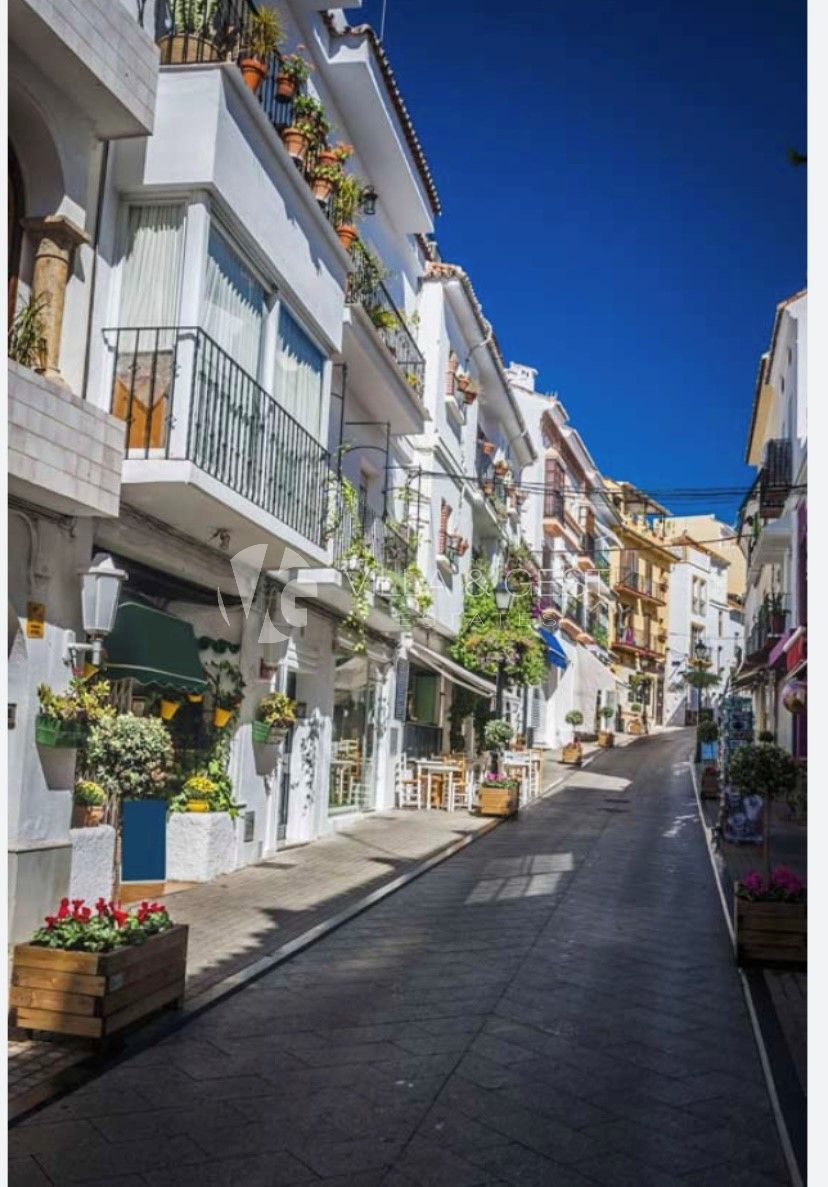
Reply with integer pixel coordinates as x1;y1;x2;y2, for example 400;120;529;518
9;808;497;1119
11;730;790;1185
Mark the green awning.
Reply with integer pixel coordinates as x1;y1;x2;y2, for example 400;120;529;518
102;601;209;693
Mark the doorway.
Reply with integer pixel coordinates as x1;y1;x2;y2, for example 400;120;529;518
277;670;297;841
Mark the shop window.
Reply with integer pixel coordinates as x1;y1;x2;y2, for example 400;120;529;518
329;651;376;813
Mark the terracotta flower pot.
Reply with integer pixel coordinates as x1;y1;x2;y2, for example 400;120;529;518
276;73;297;100
71;804;104;829
312;175;335;202
316;148;338;168
337;224;358;252
481;442;495;456
494;462;509;476
463;391;477;405
281;126;309;161
239;58;267;93
482;481;494;496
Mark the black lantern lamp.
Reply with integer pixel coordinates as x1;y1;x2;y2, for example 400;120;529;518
360;184;378;216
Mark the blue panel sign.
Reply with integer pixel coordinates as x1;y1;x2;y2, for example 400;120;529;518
121;799;167;882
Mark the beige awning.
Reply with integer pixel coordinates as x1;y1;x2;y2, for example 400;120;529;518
409;642;496;699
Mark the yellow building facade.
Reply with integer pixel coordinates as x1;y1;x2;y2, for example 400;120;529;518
605;480;677;729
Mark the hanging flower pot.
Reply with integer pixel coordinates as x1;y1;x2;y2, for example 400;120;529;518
281;126;310;161
337;224;358;252
311;174;335;202
457;540;469;557
159;699;181;721
213;706;234;729
463;390;478;406
276;72;298;100
187;693;204;704
494;460;509;477
316;147;338;169
35;716;85;748
482;480;494;496
82;662;99;679
516;491;528;505
481;441;495;456
239;58;267;93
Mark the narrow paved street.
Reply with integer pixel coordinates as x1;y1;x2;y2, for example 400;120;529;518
11;730;789;1187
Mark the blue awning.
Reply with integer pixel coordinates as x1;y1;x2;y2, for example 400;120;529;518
539;626;569;670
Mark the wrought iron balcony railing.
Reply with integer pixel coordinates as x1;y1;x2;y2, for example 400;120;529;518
615;569;663;601
107;325;330;546
332;499;412;577
543;488;565;522
613;625;657;653
745;597;789;660
347;251;425;394
758;438;792;518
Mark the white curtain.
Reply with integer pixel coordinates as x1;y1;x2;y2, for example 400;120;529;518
120;205;185;327
201;227;264;378
276;306;323;438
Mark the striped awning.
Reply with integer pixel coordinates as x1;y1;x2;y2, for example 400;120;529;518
102;601;209;693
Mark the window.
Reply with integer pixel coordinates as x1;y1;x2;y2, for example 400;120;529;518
120;204;185;327
202;226;264;378
276;306;324;438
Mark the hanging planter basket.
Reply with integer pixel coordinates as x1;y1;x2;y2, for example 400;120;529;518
239;57;267;92
35;716;85;749
159;699;181;721
213;706;234;729
252;720;288;745
187;693;204;704
276;72;297;100
281;126;310;161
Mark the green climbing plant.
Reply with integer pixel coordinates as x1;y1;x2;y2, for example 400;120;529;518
451;571;544;686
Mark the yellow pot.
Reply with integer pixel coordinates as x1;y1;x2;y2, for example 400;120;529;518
213;706;233;728
159;699;181;720
82;662;99;679
186;800;210;813
187;693;204;704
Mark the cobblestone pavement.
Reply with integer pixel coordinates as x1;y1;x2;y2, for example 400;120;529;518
11;730;790;1186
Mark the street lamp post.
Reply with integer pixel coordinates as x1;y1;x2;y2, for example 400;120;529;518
492;578;514;774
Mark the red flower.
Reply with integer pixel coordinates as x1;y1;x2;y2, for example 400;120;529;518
112;909;128;927
57;898;70;919
72;898;84;911
44;915;57;929
95;897;108;916
80;907;92;921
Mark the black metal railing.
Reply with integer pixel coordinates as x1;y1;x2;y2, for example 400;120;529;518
403;722;443;759
579;532;596;560
107;326;330;545
544;488;565;521
594;544;611;577
152;1;336;221
613;625;656;652
745;597;789;659
759;439;792;518
332;499;411;577
587;612;609;648
347;253;425;395
616;569;662;600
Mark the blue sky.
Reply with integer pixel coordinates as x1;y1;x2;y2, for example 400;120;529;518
350;0;806;524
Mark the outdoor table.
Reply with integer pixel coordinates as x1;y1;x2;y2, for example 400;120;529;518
413;759;457;810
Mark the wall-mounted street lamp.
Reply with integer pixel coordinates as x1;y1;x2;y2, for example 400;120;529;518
360;185;378;216
63;553;127;670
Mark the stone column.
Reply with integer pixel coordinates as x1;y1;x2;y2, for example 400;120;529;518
21;215;90;383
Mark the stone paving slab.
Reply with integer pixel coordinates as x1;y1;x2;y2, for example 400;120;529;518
8;809;496;1119
11;730;791;1186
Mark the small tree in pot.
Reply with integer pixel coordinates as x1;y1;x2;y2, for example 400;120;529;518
598;705;615;747
729;743;798;885
563;710;583;763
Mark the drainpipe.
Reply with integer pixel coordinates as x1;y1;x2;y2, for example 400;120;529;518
80;139;110;402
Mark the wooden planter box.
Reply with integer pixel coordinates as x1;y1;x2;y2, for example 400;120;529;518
627;720;643;736
561;744;582;764
734;898;806;967
700;767;720;799
10;925;188;1040
598;732;614;748
478;787;518;817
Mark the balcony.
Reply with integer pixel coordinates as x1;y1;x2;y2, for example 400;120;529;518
759;439;792;519
343;250;427;434
744;598;789;664
575;531;596;572
543;489;566;536
106;326;330;563
612;626;660;657
613;569;666;605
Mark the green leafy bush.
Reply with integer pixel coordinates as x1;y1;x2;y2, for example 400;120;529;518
565;710;584;727
697;719;719;743
483;719;513;750
73;780;107;807
728;743;798;799
37;678;114;727
85;714;174;800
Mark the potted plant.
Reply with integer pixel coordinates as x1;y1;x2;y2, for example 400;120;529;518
729;742;798;891
36;678;113;748
734;867;805;967
494;459;509;477
276;49;311;100
8;294;47;370
158;696;182;721
332;174;364;251
209;660;245;727
598;705;615;747
758;729;775;742
562;710;583;763
10;898;186;1040
239;6;283;92
478;774;519;817
481;479;494;496
627;702;644;735
766;592;786;636
72;780;107;829
310;159;342;203
480;440;495;457
253;692;297;743
182;773;219;812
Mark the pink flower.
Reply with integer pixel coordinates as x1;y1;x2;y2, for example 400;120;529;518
741;871;765;895
771;867;803;896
